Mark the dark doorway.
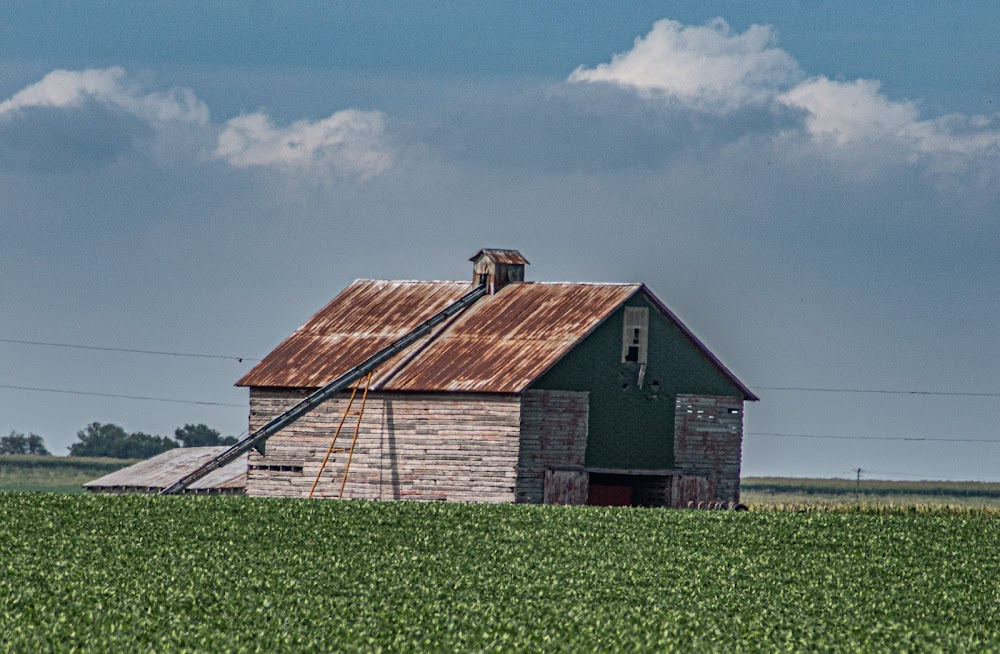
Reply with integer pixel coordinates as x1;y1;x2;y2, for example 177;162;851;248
588;473;636;506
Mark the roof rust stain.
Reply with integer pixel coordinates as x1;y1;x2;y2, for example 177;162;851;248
84;447;247;491
237;280;638;393
236;280;472;389
382;283;638;393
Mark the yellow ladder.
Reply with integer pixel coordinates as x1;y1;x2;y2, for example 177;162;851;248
308;371;373;499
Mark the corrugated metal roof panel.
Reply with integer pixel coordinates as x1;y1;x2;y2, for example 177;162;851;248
382;283;638;392
236;280;472;388
237;280;637;393
84;447;247;491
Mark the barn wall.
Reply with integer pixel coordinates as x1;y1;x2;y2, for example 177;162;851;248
531;293;745;470
246;388;521;502
516;390;589;503
673;394;744;502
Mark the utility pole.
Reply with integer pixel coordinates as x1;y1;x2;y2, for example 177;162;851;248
855;467;862;503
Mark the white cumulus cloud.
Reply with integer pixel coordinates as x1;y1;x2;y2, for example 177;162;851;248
0;67;395;180
570;18;1000;176
214;110;393;179
568;18;801;113
779;77;1000;162
0;67;208;124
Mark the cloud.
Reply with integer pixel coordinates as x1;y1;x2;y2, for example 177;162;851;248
214;110;393;179
0;105;149;173
0;67;394;180
779;77;1000;167
778;78;916;145
0;67;208;125
0;67;211;173
568;18;1000;179
568;18;801;113
420;82;792;173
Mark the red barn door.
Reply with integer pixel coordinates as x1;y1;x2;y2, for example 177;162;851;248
587;482;633;506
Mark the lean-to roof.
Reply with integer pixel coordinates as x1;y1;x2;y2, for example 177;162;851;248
236;279;756;399
84;447;247;493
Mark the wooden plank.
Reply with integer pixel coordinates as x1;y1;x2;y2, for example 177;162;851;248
543;469;588;505
247;390;523;502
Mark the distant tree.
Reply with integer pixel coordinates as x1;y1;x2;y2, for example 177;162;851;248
120;431;180;459
0;431;27;454
174;423;238;448
68;422;128;457
68;422;177;459
0;430;51;455
26;433;50;455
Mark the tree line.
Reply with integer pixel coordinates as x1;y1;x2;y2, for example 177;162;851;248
0;423;237;459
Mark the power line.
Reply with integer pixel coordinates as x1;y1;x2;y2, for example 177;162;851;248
2;386;999;445
1;338;996;399
749;431;1000;444
0;383;244;408
0;337;259;363
754;386;1000;398
5;337;1000;402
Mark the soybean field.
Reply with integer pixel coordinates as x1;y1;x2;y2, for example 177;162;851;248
2;494;999;652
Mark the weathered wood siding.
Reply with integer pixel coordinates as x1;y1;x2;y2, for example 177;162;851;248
516;390;589;503
247;388;521;502
543;469;589;505
246;389;741;505
673;394;744;502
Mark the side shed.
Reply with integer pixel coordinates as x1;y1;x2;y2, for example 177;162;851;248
84;447;247;495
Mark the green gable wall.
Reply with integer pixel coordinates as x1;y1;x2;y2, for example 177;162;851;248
530;291;743;469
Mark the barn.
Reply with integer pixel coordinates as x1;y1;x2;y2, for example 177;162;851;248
235;249;757;506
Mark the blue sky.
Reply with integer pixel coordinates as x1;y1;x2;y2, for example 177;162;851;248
3;2;1000;480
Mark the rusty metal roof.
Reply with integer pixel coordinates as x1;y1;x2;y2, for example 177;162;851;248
83;447;247;492
238;280;637;393
380;283;637;392
470;248;529;265
237;280;473;389
236;279;756;399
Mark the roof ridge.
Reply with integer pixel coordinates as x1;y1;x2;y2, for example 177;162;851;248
350;279;641;286
522;281;641;286
352;279;470;284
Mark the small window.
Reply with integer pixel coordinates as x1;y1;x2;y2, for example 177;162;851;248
621;307;648;364
248;464;303;473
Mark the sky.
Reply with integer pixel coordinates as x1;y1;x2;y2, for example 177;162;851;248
3;2;1000;481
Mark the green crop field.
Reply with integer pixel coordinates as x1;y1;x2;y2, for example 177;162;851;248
2;494;999;651
0;454;139;493
742;476;1000;508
